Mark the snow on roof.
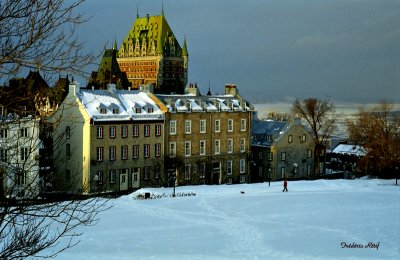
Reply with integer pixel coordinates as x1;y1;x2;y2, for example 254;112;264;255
331;144;367;156
156;94;247;113
79;90;130;121
78;89;163;121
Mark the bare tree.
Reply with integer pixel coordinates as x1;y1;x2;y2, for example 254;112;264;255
292;98;336;176
0;1;108;258
0;0;97;81
347;100;400;179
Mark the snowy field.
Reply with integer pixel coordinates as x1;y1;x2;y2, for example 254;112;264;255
50;179;399;259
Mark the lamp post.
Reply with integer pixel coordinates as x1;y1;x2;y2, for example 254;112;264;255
172;174;176;197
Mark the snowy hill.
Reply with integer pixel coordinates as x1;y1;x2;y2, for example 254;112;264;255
48;179;399;259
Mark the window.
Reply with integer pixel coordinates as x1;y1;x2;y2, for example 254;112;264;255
240;138;245;152
199;163;206;179
200;120;206;133
100;108;107;114
109;126;116;138
302;134;307;142
0;148;7;162
96;126;103;139
266;135;272;142
240;159;246;173
66;169;71;182
259;151;263;159
16;169;25;185
144;166;150;180
109;169;116;183
133;125;139;137
185;120;191;134
185;164;191;180
227;161;233;175
258;166;263;177
227;119;233;132
66;126;71;139
185;141;191;157
288;135;293;143
20;147;28;161
240;175;246;183
215;139;220;154
66;144;70;159
170;121;176;135
121;125;128;138
268;152;273;161
144;125;150;137
199;140;206;155
241;119;246;131
215;119;220;133
121;145;128;160
281;167;286;178
109;146;116;160
97;147;103;161
308;149;312;158
155;143;161;157
133;145;139;159
155;124;161;136
281;152;286;161
96;170;103;184
307;164;311;175
112;108;119;114
20;128;28;138
144;144;150;158
227;139;233;154
169;142;176;157
155;165;161;179
147;107;154;113
0;128;7;139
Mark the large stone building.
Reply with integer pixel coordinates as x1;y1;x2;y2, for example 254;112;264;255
52;81;253;194
52;82;166;194
0;115;41;198
117;10;188;94
0;71;69;197
156;84;253;185
251;118;315;182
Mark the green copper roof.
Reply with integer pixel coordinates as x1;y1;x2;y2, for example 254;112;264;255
182;36;188;57
119;13;184;56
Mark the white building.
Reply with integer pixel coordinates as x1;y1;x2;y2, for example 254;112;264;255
0;115;41;198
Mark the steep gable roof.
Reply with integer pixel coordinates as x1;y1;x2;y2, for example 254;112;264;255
119;13;183;56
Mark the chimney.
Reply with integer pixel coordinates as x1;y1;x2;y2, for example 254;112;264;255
185;83;200;96
107;83;116;93
69;81;80;96
224;84;237;96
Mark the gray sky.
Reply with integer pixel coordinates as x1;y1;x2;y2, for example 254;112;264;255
78;0;400;104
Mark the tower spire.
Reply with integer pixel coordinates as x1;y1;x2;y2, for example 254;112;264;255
113;36;117;50
136;3;139;18
161;0;164;16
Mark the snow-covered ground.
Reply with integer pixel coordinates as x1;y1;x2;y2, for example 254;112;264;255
51;179;399;259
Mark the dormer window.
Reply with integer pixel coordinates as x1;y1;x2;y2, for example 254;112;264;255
112;108;119;114
147;107;153;113
135;108;141;114
98;104;107;114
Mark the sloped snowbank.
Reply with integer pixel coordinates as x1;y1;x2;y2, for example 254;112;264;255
45;179;399;259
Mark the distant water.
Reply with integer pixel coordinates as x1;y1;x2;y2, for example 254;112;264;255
254;102;400;118
254;102;400;139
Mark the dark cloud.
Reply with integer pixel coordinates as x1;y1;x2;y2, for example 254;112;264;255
78;0;400;103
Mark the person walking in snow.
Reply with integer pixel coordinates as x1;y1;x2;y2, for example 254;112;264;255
282;179;288;192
